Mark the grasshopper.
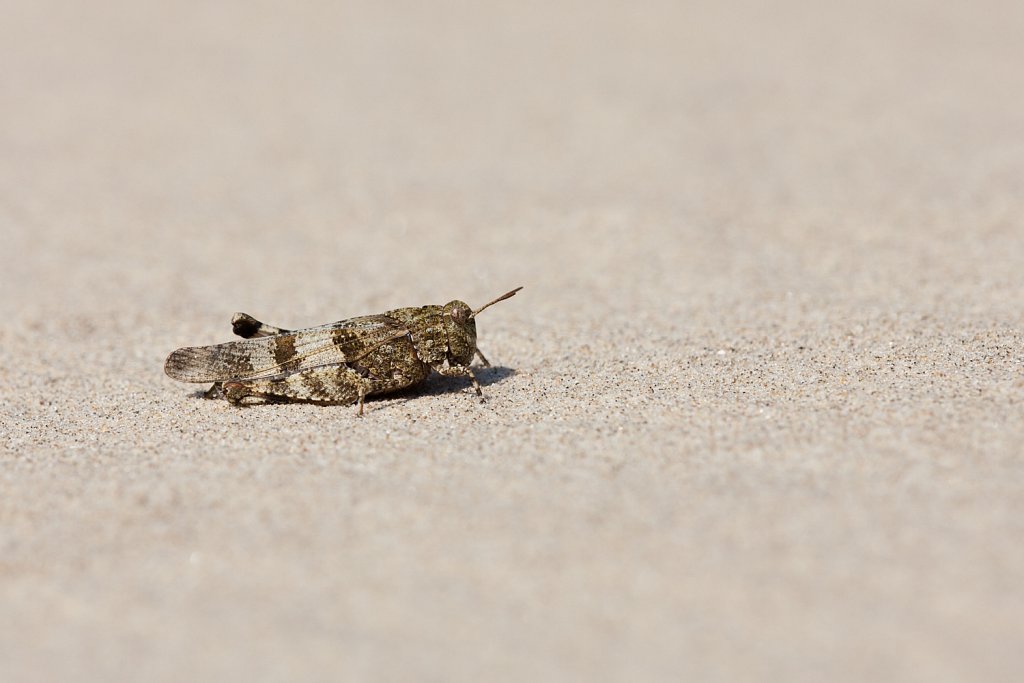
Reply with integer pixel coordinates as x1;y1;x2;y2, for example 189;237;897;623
164;287;522;415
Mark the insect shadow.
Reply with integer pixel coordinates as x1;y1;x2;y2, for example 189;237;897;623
347;365;516;411
417;365;516;397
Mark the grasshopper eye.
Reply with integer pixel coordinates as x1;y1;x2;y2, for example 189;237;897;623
450;306;469;324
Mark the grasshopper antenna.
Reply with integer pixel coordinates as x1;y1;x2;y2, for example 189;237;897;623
470;286;523;319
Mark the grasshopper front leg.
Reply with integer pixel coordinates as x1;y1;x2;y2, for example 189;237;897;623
434;364;485;402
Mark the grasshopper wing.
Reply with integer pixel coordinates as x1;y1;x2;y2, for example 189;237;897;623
164;314;410;383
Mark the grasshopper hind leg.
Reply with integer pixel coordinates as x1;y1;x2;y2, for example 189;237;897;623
218;366;420;414
231;313;291;339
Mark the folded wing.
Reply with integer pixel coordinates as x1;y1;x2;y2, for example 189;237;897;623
164;315;408;382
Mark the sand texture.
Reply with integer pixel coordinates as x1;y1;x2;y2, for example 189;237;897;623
2;1;1023;681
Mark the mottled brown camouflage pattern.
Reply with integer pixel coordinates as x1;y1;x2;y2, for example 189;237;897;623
164;288;521;415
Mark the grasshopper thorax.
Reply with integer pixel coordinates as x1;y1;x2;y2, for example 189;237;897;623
442;300;477;366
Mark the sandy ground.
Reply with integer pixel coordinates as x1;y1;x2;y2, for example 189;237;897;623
2;1;1023;681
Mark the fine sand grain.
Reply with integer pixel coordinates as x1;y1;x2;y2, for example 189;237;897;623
2;1;1023;681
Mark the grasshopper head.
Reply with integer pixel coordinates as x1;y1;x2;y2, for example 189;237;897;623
442;300;477;366
441;287;522;367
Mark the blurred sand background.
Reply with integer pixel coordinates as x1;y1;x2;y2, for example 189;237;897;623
2;1;1023;680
